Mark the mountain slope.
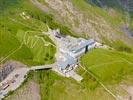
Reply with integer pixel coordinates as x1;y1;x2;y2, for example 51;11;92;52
37;0;133;51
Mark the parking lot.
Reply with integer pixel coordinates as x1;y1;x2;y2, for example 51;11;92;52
0;68;29;99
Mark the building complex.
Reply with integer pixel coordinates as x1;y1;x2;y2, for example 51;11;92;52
48;29;96;74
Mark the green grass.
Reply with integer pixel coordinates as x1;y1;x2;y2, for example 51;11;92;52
129;18;133;31
0;0;57;66
101;37;133;53
80;48;133;84
0;0;84;65
5;70;115;100
72;0;125;28
17;30;55;64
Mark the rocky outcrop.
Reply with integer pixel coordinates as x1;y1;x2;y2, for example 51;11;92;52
0;61;27;82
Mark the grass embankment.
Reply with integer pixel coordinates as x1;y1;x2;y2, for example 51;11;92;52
5;70;114;100
80;48;133;85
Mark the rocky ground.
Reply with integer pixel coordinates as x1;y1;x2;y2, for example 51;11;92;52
0;60;27;82
5;81;40;100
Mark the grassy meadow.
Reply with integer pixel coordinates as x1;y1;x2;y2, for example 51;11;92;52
80;48;133;84
0;0;56;66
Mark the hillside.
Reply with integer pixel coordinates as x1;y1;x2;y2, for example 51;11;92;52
37;0;133;50
0;0;56;66
86;0;133;36
80;48;133;84
0;1;132;65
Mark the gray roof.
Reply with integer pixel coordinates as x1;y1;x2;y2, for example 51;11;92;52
72;39;95;53
58;54;76;69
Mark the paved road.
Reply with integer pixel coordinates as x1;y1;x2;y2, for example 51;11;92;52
67;70;83;82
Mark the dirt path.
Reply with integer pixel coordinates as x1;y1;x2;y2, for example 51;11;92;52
0;43;23;64
120;84;133;100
